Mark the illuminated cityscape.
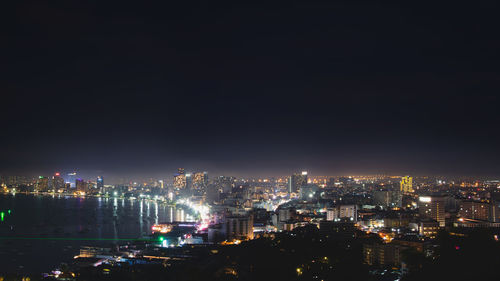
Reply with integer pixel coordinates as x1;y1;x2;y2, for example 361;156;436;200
2;172;500;280
3;1;500;280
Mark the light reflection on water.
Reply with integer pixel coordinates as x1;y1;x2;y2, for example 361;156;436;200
0;193;187;274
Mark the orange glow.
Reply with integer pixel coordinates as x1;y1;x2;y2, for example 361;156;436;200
152;224;173;233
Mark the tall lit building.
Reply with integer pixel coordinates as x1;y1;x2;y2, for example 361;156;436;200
288;171;308;193
173;168;186;190
52;172;65;191
96;176;104;192
418;196;445;227
193;172;208;189
400;176;413;193
36;176;49;192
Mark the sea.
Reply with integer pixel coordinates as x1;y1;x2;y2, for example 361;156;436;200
0;193;189;274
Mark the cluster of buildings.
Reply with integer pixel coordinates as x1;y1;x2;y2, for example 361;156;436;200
3;171;500;272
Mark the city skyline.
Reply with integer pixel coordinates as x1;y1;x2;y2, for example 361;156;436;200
3;1;500;280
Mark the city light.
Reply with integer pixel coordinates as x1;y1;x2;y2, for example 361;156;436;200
419;196;431;202
2;2;497;279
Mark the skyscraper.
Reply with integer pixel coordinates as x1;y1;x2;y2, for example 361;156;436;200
400;176;413;193
36;176;49;192
288;171;308;193
173;168;187;190
52;172;65;191
193;172;208;189
96;176;104;193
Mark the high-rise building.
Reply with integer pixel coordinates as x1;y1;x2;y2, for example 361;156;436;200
173;168;186;190
224;214;254;240
400;176;413;193
418;196;445;227
288;171;308;193
326;205;358;222
96;176;104;192
326;208;338;221
363;243;403;266
76;178;88;193
36;176;49;192
458;201;491;221
52;172;65;191
193;172;208;189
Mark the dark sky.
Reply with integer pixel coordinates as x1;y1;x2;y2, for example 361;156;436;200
2;1;500;178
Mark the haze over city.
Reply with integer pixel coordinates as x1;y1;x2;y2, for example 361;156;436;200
2;1;500;281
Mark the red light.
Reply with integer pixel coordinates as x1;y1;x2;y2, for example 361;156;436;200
55;173;60;176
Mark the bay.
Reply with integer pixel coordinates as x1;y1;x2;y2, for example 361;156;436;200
0;193;189;274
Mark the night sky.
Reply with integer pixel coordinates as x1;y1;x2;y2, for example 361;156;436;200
2;1;500;178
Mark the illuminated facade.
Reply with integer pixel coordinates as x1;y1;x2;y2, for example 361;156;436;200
419;220;439;237
418;196;445;227
327;205;358;222
173;168;186;189
193;172;208;189
400;176;413;193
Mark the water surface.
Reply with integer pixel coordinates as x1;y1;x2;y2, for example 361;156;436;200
0;193;187;273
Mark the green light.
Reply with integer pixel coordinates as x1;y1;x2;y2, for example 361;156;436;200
159;236;164;241
0;212;4;222
8;210;11;214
